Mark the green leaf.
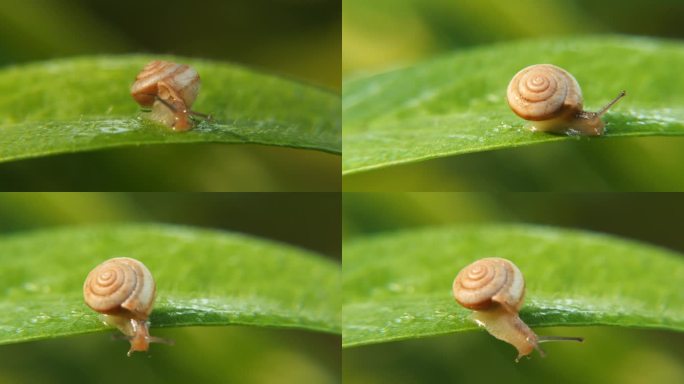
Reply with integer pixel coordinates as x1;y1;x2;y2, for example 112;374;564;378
342;36;684;174
0;55;340;163
342;224;684;347
0;224;340;345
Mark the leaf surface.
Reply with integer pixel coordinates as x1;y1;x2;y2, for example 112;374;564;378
343;36;684;174
0;56;340;163
343;224;684;347
0;224;340;345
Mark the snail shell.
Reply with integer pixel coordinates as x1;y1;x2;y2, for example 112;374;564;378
507;64;582;122
130;60;201;131
452;257;524;312
83;257;156;319
507;64;625;136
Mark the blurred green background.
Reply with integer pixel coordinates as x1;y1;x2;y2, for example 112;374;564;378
343;0;684;191
343;192;684;383
0;0;341;191
0;192;340;383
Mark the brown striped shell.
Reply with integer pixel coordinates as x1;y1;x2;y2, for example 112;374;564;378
507;64;582;121
131;61;200;108
452;257;525;312
83;257;156;320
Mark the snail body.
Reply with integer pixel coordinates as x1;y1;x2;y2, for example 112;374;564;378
84;257;170;355
507;64;625;136
130;60;206;131
452;257;582;361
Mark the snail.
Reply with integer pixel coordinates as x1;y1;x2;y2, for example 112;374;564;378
452;257;582;361
130;60;211;131
83;257;172;356
507;64;625;136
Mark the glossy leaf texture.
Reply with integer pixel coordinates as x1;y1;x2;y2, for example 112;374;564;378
342;36;684;174
0;56;340;163
0;224;340;345
343;224;684;347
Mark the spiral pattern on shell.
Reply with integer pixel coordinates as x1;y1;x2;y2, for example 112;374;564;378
130;60;200;108
83;257;156;320
452;257;524;311
506;64;582;121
